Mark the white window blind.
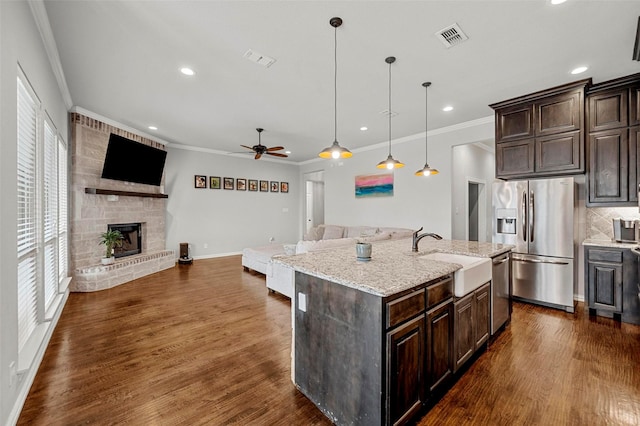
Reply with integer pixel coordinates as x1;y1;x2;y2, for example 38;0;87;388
43;119;58;310
58;136;68;283
17;76;39;351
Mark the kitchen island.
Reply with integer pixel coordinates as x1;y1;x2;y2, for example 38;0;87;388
274;238;512;425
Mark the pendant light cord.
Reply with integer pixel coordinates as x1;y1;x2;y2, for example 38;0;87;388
334;25;338;143
425;84;428;163
388;61;392;156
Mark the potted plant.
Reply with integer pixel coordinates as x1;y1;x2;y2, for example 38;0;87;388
99;229;124;265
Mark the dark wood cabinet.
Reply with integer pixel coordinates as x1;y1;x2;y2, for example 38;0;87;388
586;73;640;206
585;245;640;325
425;300;453;395
453;283;490;372
491;79;589;179
387;315;425;425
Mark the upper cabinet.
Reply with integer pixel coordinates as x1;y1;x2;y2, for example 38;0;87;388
491;79;590;180
586;73;640;206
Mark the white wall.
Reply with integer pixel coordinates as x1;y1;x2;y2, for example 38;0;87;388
298;119;495;238
165;147;301;257
1;2;69;424
451;143;495;241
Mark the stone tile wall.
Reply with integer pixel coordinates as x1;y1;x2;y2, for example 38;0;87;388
586;206;640;240
70;113;174;291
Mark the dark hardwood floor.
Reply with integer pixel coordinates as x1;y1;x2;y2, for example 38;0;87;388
18;256;640;425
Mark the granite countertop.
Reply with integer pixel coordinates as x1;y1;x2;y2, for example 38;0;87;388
582;238;639;249
274;238;514;297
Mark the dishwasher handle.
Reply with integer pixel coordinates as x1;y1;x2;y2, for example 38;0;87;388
493;257;509;265
512;255;569;266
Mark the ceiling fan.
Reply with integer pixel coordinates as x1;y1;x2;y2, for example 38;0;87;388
240;128;288;160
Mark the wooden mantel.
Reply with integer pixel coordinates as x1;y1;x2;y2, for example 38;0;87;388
84;187;168;199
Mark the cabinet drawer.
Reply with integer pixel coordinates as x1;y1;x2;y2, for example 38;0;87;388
426;276;453;309
588;249;623;263
386;289;425;329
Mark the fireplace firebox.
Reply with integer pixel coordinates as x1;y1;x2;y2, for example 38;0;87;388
108;223;142;258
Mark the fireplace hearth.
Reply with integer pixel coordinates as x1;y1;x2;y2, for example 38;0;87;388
108;223;142;258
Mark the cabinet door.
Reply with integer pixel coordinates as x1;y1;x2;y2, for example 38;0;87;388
631;126;640;203
387;315;425;426
495;104;534;142
496;139;535;178
588;261;623;312
426;301;453;395
536;91;582;137
453;294;474;372
588;128;629;204
474;284;490;348
588;89;628;132
630;86;640;127
535;130;582;174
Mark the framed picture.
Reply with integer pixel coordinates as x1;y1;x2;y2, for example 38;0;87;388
355;173;394;198
236;178;246;191
248;179;258;191
280;182;289;193
209;176;221;189
195;175;207;188
223;177;234;190
260;180;269;192
270;181;279;192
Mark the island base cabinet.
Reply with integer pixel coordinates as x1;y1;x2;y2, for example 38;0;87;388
453;283;491;372
386;315;425;426
426;300;454;396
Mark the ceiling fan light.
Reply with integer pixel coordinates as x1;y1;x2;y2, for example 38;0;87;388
376;154;404;170
319;140;352;159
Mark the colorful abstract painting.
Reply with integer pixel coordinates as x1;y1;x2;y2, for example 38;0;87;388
355;173;394;198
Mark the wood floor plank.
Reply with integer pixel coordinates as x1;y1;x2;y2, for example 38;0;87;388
18;256;640;425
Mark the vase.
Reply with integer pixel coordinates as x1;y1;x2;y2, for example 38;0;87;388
101;257;114;265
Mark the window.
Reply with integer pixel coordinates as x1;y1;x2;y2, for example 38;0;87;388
17;70;69;358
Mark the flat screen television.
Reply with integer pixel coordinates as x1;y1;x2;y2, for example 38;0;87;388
101;133;167;186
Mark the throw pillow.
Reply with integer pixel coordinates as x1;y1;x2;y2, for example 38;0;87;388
321;225;345;240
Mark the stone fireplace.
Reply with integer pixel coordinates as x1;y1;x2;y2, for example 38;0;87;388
70;112;174;292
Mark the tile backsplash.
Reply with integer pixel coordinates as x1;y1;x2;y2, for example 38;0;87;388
587;206;640;240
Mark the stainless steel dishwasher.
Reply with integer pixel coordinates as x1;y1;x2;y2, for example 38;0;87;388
491;252;511;335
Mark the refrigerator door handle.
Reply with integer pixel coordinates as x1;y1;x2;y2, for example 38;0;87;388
512;255;569;266
529;190;535;243
522;191;527;242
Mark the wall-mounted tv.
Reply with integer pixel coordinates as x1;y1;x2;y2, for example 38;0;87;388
101;133;167;186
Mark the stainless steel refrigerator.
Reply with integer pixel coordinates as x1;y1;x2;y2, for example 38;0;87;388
492;177;577;313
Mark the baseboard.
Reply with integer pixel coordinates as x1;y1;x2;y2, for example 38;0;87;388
192;251;242;260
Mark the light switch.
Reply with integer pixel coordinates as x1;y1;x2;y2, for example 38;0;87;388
298;292;307;312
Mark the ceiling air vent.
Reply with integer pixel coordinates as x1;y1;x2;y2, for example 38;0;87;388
435;23;469;48
379;109;399;118
243;49;276;68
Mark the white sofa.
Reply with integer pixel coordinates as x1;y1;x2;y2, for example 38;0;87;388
242;225;414;298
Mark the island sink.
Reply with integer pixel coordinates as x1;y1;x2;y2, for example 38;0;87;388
419;252;491;297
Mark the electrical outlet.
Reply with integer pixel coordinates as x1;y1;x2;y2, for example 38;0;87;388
9;361;16;388
203;243;208;249
298;292;307;312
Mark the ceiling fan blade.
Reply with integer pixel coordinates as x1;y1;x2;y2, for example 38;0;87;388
240;144;254;151
266;152;288;158
266;146;285;152
255;153;262;160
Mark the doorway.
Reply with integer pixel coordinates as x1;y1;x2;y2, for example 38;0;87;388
466;178;487;242
304;171;325;232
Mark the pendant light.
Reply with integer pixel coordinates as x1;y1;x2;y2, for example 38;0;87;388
377;57;404;169
319;17;352;159
415;82;439;176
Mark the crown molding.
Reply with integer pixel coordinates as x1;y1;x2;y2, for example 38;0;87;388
169;142;292;165
28;0;73;109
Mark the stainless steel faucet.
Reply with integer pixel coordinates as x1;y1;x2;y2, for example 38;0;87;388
412;227;443;252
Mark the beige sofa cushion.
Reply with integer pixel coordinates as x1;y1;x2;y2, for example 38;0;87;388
303;226;323;241
321;224;345;240
345;226;379;239
296;237;356;254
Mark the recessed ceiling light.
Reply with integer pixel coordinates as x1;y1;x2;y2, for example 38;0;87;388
571;66;588;75
551;0;567;5
442;106;454;112
360;126;368;131
180;67;195;76
285;150;291;154
148;126;158;130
